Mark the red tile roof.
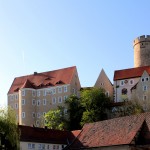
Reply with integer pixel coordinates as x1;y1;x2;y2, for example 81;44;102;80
19;125;75;144
8;66;76;94
70;113;150;149
114;66;150;81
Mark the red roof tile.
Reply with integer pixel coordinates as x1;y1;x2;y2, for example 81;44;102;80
70;113;150;149
114;66;150;81
19;125;75;144
8;66;76;94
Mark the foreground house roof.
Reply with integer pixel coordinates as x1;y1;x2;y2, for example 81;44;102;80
8;66;76;94
19;125;75;145
114;66;150;81
69;113;150;149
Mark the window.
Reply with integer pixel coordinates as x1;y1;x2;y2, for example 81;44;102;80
37;100;41;106
32;91;36;97
43;99;46;105
32;99;36;105
64;86;67;92
58;97;62;103
122;88;128;95
43;112;46;116
105;91;109;97
143;85;148;91
141;78;145;82
120;80;124;86
36;120;39;127
58;87;62;93
52;97;56;104
64;109;67;115
15;103;18;109
15;94;18;100
129;79;134;85
64;95;68;101
43;90;46;96
72;88;76;94
32;112;36;118
37;91;40;97
22;90;25;96
37;112;41;118
100;83;104;86
143;95;147;101
22;112;25;118
146;77;149;81
53;88;56;94
22;99;25;105
28;143;35;149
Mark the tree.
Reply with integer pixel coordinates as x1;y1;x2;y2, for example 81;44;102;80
80;88;111;126
65;95;83;130
44;106;68;130
0;107;20;149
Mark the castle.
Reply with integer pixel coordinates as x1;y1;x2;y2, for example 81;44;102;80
7;35;150;126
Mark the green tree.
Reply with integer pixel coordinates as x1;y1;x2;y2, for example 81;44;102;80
80;88;111;126
0;107;20;149
44;106;68;130
65;95;83;130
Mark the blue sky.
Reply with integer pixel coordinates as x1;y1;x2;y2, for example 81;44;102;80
0;0;150;106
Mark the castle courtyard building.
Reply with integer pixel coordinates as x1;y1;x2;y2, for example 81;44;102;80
8;66;81;126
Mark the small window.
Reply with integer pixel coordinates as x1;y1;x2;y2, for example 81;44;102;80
146;77;149;81
100;83;104;86
143;95;147;101
37;100;41;106
15;103;18;109
22;112;25;118
15;95;18;100
64;86;67;92
64;109;67;115
22;90;25;96
52;97;56;104
32;91;36;97
37;112;41;118
43;90;46;96
37;91;40;97
64;95;68;101
105;91;109;97
143;85;148;91
43;99;46;105
72;88;76;94
58;87;62;93
120;80;124;86
53;88;56;94
141;78;145;82
122;88;128;95
32;99;36;105
22;99;25;105
32;112;36;118
58;97;62;103
129;79;134;85
43;112;46;116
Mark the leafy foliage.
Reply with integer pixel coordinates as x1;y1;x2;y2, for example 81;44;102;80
0;107;20;149
44;106;68;130
65;95;83;130
80;88;111;125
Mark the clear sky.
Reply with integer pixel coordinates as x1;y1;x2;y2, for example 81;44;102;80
0;0;150;106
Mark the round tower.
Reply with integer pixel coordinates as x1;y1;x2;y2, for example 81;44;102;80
133;35;150;67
